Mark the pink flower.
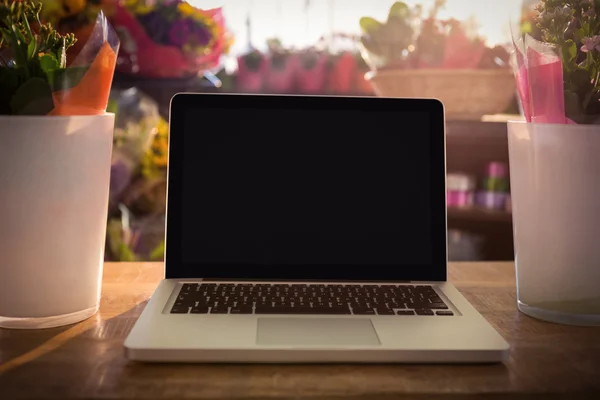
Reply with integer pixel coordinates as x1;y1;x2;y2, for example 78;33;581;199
581;36;600;52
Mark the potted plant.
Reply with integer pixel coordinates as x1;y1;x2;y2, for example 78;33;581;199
264;38;297;93
0;1;119;329
508;0;600;326
296;46;328;94
236;48;268;92
324;33;358;95
360;1;516;120
326;51;356;94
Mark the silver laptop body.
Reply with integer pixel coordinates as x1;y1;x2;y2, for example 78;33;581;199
124;94;510;363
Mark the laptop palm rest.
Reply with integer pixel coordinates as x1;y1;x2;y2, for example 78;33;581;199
256;318;381;346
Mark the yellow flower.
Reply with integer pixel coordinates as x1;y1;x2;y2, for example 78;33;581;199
135;5;153;15
40;0;85;21
123;0;152;15
63;0;86;17
178;1;197;17
156;118;169;136
148;119;169;168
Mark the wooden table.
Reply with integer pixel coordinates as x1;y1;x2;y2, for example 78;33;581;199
1;263;599;399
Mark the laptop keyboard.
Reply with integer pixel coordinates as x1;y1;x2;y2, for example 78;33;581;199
170;283;453;316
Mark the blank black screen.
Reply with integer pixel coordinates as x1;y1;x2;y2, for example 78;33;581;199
181;108;433;274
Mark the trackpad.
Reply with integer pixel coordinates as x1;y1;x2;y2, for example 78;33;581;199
256;318;381;346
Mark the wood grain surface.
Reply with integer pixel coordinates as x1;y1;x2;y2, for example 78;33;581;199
1;262;599;400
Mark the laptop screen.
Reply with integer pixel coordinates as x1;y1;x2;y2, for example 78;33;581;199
168;95;446;282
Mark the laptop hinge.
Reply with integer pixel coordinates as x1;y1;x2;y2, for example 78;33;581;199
179;278;414;284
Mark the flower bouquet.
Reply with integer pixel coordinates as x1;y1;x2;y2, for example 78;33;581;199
360;0;515;119
106;93;169;262
507;0;600;326
108;88;160;203
110;0;232;78
0;0;119;328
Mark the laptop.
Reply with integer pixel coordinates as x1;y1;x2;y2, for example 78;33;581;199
124;94;510;363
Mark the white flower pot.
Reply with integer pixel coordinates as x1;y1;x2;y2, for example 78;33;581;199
508;121;600;326
0;114;115;329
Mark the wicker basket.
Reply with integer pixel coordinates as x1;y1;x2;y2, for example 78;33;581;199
366;69;516;120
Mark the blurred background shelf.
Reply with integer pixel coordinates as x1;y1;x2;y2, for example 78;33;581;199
446;120;514;261
447;207;512;223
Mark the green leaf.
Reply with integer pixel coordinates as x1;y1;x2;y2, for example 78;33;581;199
107;98;119;114
149;241;165;261
27;39;37;60
564;90;583;122
570;68;592;88
574;28;586;42
359;17;382;34
0;66;20;114
118;243;137;262
388;2;410;20
40;54;60;75
47;65;89;92
360;36;383;58
8;24;28;70
9;77;54;115
561;39;577;67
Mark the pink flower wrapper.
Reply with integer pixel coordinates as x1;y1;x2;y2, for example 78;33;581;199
525;35;567;124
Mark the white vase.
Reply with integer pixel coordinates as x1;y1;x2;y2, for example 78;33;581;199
508;121;600;326
0;114;115;329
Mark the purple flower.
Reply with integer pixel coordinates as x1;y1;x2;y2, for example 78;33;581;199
581;36;600;53
169;20;192;47
191;23;212;47
110;160;132;201
138;11;172;45
169;19;212;48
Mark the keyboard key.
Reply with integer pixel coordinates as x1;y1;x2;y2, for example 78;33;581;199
427;303;449;309
376;308;395;315
436;311;454;316
311;307;351;315
352;308;375;315
397;310;415;315
190;306;209;314
254;307;287;314
255;306;351;315
230;307;254;314
171;307;189;314
415;309;435;316
210;307;229;314
182;284;198;292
